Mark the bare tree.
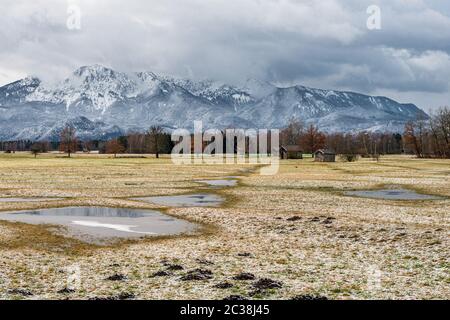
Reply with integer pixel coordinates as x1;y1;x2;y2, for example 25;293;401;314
127;132;146;154
300;124;326;154
83;140;94;153
106;139;125;158
404;121;425;158
30;143;42;158
429;115;444;157
436;107;450;157
281;117;304;146
147;126;164;158
6;141;17;153
59;125;77;158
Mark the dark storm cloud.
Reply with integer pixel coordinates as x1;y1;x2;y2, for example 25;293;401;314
0;0;449;110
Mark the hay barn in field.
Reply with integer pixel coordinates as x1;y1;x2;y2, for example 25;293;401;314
314;149;336;162
280;145;303;159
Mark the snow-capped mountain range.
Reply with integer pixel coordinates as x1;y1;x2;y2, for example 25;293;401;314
0;64;428;141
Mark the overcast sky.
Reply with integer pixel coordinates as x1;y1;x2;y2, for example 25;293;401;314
1;0;449;112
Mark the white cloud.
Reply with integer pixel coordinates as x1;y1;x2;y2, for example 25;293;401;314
409;50;450;72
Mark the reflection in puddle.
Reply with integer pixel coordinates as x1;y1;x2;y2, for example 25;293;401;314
72;220;155;234
0;197;63;203
132;194;224;207
0;207;197;242
197;179;238;187
345;189;444;200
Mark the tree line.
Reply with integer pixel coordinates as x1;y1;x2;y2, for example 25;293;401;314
403;107;450;158
0;125;173;158
280;106;450;158
1;107;449;159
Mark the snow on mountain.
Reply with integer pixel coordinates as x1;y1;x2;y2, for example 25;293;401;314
0;77;41;105
156;75;255;110
10;116;123;142
0;65;428;141
26;65;143;114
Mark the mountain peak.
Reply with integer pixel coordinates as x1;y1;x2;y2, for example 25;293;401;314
71;65;126;85
73;64;115;76
241;78;276;98
3;76;41;89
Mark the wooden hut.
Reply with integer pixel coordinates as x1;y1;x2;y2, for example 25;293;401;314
314;149;336;162
280;145;303;159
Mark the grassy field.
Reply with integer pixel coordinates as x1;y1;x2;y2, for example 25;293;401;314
0;153;448;299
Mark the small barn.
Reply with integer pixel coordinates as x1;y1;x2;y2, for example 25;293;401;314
314;149;336;162
280;145;303;160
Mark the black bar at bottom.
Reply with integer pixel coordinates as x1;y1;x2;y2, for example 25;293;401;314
0;300;445;319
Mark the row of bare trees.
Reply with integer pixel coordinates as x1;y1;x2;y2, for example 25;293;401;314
123;126;170;157
0;125;172;158
280;109;450;159
280;119;327;153
104;126;172;157
59;125;173;158
0;140;36;153
59;125;78;157
326;132;403;156
403;107;450;158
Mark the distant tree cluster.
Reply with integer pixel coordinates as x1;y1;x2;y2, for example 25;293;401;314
326;131;403;156
100;126;173;157
280;118;326;154
403;107;450;158
0;140;33;153
57;124;173;158
30;141;51;158
280;109;450;159
0;124;174;158
280;118;404;157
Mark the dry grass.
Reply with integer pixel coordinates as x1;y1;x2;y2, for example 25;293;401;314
0;153;448;300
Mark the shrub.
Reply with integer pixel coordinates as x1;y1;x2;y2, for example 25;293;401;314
340;154;358;162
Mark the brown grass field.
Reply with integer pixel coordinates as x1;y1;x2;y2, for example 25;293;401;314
0;153;448;300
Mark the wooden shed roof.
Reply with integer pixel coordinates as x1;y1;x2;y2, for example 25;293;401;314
282;145;303;152
315;149;335;155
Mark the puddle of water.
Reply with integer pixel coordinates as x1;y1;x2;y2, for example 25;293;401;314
0;197;63;203
197;179;238;187
0;207;197;243
132;194;224;207
345;189;443;200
